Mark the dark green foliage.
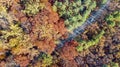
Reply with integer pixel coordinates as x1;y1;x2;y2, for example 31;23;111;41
76;30;105;52
53;0;96;31
105;11;120;27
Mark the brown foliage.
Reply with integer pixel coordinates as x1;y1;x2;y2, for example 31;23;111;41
59;40;78;60
8;0;67;54
58;60;77;67
8;0;29;25
35;39;56;54
29;2;66;54
0;61;6;67
14;55;30;67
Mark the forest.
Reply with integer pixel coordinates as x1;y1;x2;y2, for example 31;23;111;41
0;0;120;67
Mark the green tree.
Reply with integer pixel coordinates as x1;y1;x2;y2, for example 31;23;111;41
101;0;107;5
22;0;45;16
76;30;105;52
105;11;120;27
53;0;96;32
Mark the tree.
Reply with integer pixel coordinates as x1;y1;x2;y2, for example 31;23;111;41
76;30;105;52
105;11;120;27
53;0;96;31
101;0;107;5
